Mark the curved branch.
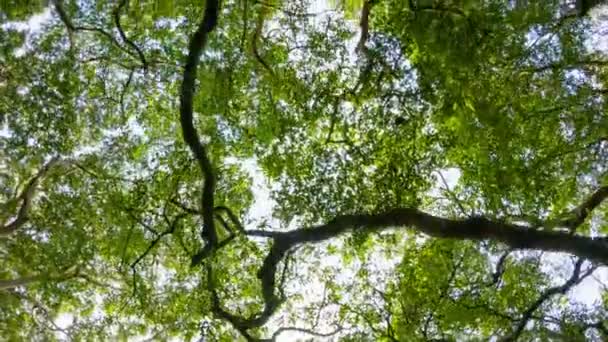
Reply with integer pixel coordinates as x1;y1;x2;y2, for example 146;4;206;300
180;0;221;264
113;0;148;71
489;249;512;286
230;207;608;336
52;0;142;66
502;258;596;341
0;158;63;236
560;186;608;232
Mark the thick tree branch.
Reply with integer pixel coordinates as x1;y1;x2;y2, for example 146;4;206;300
233;207;608;336
180;0;221;264
356;0;375;54
0;158;62;236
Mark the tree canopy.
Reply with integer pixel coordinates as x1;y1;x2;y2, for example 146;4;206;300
1;0;608;340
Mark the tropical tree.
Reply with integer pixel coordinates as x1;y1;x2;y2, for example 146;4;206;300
1;0;608;340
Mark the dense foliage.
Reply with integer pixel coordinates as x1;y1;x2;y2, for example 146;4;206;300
1;0;608;340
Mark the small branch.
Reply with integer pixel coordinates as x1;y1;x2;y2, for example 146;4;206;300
170;198;201;215
252;8;275;76
531;60;608;73
52;0;143;66
0;157;63;236
437;170;467;216
324;96;340;145
215;205;244;232
559;186;608;232
240;0;250;51
0;265;79;290
113;0;148;71
119;68;135;117
489;249;512;286
130;214;185;269
502;259;596;341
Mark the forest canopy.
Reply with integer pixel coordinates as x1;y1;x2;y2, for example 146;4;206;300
2;0;608;340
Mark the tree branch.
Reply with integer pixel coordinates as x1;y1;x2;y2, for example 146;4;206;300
356;0;375;54
113;0;148;71
130;214;185;270
559;186;608;232
489;249;512;286
0;265;79;290
264;326;342;342
180;0;221;264
502;258;596;341
531;60;608;73
0;158;63;236
214;205;244;233
52;0;144;67
252;6;275;76
229;207;608;337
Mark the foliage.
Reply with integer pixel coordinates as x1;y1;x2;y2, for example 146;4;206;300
1;0;608;341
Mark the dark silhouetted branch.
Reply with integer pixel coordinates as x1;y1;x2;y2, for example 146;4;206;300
502;258;596;341
215;205;244;232
130;214;185;269
489;249;512;286
231;207;608;337
356;0;376;53
180;0;221;265
113;0;148;71
252;8;275;76
52;0;141;62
